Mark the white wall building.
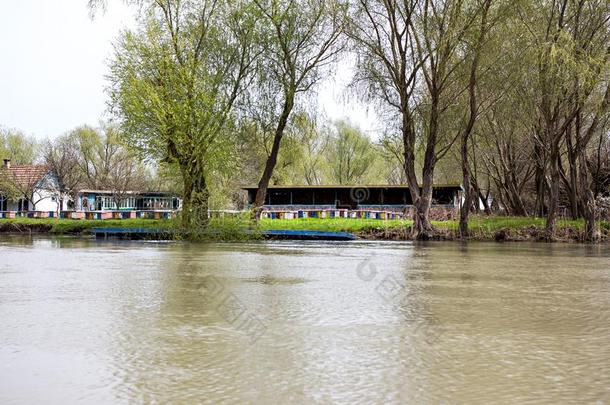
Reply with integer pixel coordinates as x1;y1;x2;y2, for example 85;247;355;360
0;159;68;213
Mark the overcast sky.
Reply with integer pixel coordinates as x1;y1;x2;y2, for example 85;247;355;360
0;0;380;140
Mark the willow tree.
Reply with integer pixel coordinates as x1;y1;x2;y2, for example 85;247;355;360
349;0;489;239
44;132;85;212
0;128;38;165
289;112;328;185
249;0;347;219
106;0;257;229
559;1;610;242
517;0;610;240
327;121;377;184
457;0;492;237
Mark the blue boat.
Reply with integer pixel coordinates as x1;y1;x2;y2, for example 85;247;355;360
92;227;357;241
92;227;173;240
262;229;356;241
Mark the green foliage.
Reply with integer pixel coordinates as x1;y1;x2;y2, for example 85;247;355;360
184;214;263;241
288;112;329;184
234;116;391;189
326;120;381;184
0;127;38;164
107;0;259;228
62;124;151;197
0;171;20;201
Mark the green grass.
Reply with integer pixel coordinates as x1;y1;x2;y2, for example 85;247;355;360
0;217;171;234
258;217;410;232
434;216;589;232
260;215;609;234
0;216;256;240
1;215;608;239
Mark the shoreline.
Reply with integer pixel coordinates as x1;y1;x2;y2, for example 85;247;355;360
354;226;609;243
1;218;608;243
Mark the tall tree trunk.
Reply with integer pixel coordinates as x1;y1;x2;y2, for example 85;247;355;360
458;0;489;238
534;141;546;217
545;141;560;240
412;161;436;240
252;95;295;221
459;176;472;237
479;190;491;214
471;138;491;215
578;153;597;242
413;189;435;240
593;131;604;198
409;82;441;241
568;164;580;219
574;84;610;241
579;84;610;240
401;103;435;240
181;177;194;230
459;76;475;236
192;175;209;228
507;173;529;216
565;124;580;219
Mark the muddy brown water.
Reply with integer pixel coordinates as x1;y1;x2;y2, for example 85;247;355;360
1;237;609;404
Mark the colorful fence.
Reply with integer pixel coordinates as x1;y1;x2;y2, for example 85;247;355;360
262;209;405;220
0;211;58;219
0;209;409;221
0;210;177;220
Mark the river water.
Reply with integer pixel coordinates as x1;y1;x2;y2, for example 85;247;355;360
0;237;609;404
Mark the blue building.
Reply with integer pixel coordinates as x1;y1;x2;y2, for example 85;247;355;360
75;190;181;212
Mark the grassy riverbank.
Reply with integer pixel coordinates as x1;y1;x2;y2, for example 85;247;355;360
259;216;610;241
0;218;170;234
0;216;608;242
0;217;256;240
